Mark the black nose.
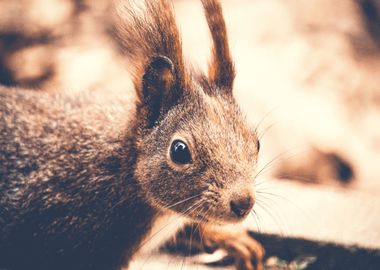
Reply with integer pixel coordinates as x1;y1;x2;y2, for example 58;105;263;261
230;196;254;218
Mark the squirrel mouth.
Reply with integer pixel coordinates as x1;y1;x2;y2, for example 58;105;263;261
166;192;253;225
185;205;249;225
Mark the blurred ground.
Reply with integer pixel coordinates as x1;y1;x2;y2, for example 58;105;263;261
129;179;380;269
1;0;380;269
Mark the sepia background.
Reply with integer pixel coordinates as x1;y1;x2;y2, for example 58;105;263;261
1;0;380;269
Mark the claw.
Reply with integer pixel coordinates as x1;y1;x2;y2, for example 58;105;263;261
166;224;265;270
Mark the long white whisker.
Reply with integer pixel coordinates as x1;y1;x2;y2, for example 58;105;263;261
138;199;204;253
163;193;203;210
258;121;279;141
256;198;286;237
256;189;314;225
250;208;262;233
255;149;303;179
254;107;279;135
137;199;205;270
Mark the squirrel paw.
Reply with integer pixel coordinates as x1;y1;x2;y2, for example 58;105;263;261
165;223;264;270
201;226;264;270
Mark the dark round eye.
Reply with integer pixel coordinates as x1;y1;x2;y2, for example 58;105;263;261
170;140;192;164
257;140;261;152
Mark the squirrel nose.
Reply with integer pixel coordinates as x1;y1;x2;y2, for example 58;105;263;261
230;195;254;218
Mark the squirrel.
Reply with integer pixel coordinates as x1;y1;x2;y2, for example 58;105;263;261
0;0;264;270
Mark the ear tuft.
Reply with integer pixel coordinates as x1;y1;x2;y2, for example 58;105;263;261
201;0;235;93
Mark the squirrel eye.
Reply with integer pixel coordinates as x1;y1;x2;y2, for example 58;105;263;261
257;140;261;152
170;140;192;164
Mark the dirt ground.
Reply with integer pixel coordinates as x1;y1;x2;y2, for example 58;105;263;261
1;0;380;269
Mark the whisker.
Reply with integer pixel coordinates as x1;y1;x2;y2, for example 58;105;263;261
255;198;286;237
184;223;195;269
137;200;205;270
256;189;315;225
250;208;262;233
163;193;204;210
138;199;205;253
254;177;268;187
194;203;213;254
258;121;279;141
179;203;209;269
255;149;305;179
256;190;291;203
254;107;279;135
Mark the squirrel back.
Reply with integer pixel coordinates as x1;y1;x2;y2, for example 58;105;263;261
0;1;260;270
0;87;149;270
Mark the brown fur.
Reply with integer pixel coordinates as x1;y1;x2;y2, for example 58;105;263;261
201;0;236;90
0;1;262;269
114;0;189;92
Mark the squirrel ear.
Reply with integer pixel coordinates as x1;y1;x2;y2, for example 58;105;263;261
201;0;235;93
141;55;178;128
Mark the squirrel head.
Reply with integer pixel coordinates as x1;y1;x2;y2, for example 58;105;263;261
117;0;259;224
134;55;259;224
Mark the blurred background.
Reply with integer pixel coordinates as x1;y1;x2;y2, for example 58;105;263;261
1;0;380;267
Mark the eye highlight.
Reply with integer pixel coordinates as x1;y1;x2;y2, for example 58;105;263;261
170;140;192;164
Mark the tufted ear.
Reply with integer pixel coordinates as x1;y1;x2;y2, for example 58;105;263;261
140;55;180;128
201;0;235;94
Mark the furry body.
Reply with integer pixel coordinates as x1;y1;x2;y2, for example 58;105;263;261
0;88;158;270
0;0;263;269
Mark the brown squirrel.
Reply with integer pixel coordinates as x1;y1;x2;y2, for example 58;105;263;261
0;0;264;269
